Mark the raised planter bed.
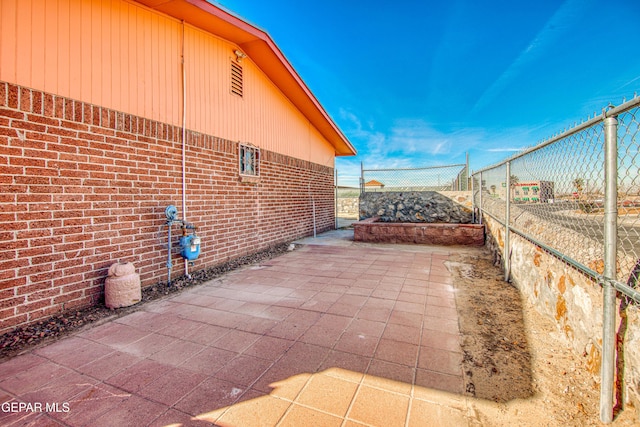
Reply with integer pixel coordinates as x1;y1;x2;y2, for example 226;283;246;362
353;217;485;246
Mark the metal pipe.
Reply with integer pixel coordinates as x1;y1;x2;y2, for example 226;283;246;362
465;152;469;191
181;21;190;278
335;169;338;230
309;183;317;238
478;171;483;225
504;162;511;281
600;115;619;423
166;222;173;285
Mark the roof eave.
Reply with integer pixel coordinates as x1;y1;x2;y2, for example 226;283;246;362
135;0;357;157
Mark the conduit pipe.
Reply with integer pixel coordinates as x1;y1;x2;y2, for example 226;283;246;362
181;21;190;278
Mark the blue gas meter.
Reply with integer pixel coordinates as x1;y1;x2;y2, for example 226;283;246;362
179;234;201;261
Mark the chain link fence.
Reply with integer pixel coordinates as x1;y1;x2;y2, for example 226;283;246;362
472;96;640;422
473;99;640;298
360;159;469;193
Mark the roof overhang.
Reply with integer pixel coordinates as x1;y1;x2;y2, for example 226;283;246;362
135;0;356;157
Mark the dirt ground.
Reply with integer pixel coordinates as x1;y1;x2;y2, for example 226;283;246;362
448;249;638;426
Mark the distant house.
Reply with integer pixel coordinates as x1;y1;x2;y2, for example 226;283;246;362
0;0;356;333
365;180;385;191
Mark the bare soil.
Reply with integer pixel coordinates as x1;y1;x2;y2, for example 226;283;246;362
448;249;638;426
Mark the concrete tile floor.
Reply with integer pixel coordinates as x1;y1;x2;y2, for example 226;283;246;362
0;237;477;427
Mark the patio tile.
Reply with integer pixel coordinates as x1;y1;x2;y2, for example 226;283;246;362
295;374;358;417
346;318;386;337
382;323;422;344
33;337;113;368
415;369;464;394
114;310;178;332
138;367;206;406
0;359;72;395
421;330;461;352
91;394;166;427
148;339;206;366
76;351;142;381
298;325;343;347
212;329;261;353
214;354;273;386
213;392;290;427
119;332;177;358
180;346;237;375
334;331;380;357
0;237;477;427
347;385;410;427
374;338;419;366
18;370;98;404
0;354;47;381
242;335;294;361
53;382;130;426
424;304;459;320
104;359;169;393
147;408;205;427
177;322;231;345
365;361;414;394
80;322;150;349
388;310;423;328
393;300;425;315
174;377;244;416
418;346;463;376
278;404;343;427
319;351;371;381
422;315;460;333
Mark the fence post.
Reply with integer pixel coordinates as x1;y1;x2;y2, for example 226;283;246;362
465;152;470;191
478;171;483;225
600;115;618;423
471;172;475;223
504;163;511;281
360;162;364;195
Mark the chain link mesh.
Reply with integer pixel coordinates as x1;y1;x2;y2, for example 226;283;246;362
472;98;640;300
361;164;468;192
617;106;640;288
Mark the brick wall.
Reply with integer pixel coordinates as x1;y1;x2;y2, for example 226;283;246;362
0;81;335;334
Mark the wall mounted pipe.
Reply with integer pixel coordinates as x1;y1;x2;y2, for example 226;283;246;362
181;21;190;278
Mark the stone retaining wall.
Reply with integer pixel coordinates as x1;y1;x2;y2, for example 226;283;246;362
483;212;640;416
354;217;485;246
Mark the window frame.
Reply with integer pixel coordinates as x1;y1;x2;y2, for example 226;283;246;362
239;143;260;181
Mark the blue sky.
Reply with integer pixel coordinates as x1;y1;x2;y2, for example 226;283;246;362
212;0;640;187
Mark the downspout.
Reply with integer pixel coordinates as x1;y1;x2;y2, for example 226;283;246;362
181;21;190;278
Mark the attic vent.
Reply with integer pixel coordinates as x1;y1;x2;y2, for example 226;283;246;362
231;61;243;97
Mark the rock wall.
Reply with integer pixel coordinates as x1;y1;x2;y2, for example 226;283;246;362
359;191;473;223
483;213;640;417
337;197;358;219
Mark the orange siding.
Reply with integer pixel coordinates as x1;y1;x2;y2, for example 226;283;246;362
0;0;336;167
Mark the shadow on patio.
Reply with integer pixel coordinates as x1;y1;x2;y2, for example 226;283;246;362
0;234;534;426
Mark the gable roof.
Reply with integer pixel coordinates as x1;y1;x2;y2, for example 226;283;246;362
135;0;356;157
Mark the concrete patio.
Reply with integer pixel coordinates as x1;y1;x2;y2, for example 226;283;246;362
0;230;480;426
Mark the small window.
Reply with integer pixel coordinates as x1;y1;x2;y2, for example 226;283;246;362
239;144;259;177
231;61;243;97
